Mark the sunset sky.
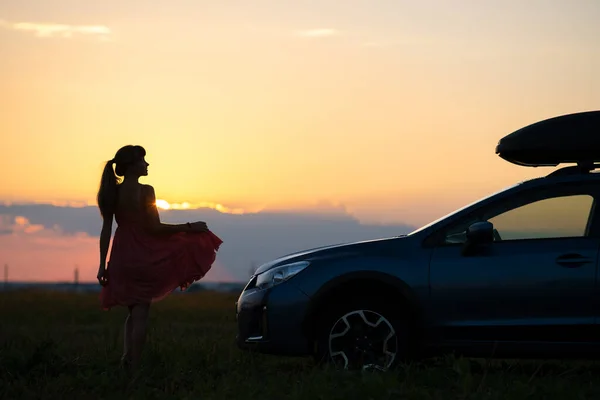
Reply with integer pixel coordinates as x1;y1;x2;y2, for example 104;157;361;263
2;1;600;226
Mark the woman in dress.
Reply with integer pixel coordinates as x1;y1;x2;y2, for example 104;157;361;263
96;145;223;372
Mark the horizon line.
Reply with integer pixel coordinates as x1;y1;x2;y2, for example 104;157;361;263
0;280;247;285
0;199;357;217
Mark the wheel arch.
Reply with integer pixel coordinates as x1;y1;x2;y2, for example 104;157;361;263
301;271;424;345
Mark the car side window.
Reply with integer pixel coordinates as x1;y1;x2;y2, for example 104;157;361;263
488;194;594;241
442;194;595;244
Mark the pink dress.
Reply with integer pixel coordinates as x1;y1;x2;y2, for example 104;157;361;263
99;207;223;310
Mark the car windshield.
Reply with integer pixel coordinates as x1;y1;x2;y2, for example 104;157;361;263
406;182;521;236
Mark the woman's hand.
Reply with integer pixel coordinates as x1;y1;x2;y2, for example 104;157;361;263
190;221;209;232
97;265;108;286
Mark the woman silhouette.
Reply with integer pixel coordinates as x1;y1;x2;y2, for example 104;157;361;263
96;145;222;372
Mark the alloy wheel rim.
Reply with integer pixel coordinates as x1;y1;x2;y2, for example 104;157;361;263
328;309;397;371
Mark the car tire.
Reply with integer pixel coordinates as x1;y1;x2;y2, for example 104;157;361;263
313;297;410;371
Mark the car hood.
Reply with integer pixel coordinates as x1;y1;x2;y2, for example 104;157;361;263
253;235;406;275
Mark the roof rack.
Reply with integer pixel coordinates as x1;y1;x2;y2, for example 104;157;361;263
546;161;600;177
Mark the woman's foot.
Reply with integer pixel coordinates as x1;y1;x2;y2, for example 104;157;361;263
120;354;132;372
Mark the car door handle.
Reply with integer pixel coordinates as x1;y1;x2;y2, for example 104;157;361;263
555;253;594;268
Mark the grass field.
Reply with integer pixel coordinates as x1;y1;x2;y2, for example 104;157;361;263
2;290;600;400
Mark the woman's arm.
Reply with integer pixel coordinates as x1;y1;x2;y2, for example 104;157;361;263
142;185;206;234
99;215;113;268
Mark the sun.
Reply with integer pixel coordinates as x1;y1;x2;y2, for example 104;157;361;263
153;199;250;214
155;199;171;210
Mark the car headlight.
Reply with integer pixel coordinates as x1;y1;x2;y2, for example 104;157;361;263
255;261;310;290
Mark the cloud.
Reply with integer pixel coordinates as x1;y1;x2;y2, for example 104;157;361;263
0;19;112;40
0;210;235;283
155;199;250;215
0;215;45;235
0;203;416;282
295;28;340;38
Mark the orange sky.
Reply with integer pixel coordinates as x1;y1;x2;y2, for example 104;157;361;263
1;1;599;227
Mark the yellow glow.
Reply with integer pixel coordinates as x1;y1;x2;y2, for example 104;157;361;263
155;199;171;210
155;199;251;214
1;2;599;227
189;202;248;215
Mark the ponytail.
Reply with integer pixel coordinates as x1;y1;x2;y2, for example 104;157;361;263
97;160;118;219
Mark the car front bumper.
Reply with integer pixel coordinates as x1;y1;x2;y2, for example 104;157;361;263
235;282;312;356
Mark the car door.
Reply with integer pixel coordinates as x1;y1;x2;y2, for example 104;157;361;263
427;182;600;344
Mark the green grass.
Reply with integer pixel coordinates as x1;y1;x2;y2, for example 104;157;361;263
1;290;600;399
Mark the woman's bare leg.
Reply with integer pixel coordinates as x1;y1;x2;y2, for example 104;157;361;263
121;306;133;366
130;303;150;372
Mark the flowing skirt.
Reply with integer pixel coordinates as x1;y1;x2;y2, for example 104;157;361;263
99;226;223;310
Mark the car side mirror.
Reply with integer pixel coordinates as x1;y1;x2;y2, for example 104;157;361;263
466;221;494;245
462;221;494;256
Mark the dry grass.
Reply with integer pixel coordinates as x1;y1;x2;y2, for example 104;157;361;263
1;290;600;399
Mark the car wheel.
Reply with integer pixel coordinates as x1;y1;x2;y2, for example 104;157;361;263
314;298;409;371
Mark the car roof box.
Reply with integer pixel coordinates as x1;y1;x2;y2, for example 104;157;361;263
496;111;600;167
